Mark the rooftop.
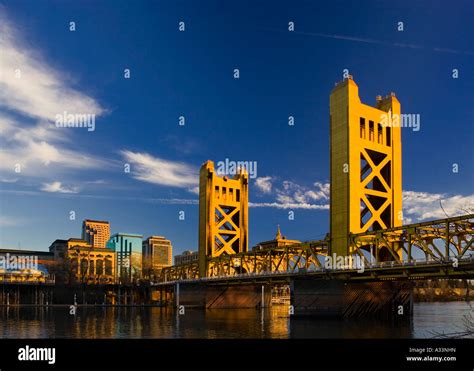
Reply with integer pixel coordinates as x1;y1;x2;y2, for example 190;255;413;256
110;232;143;238
83;219;110;224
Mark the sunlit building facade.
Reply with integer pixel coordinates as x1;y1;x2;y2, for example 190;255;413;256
252;225;301;251
66;238;116;284
142;236;172;276
174;250;198;265
82;219;110;248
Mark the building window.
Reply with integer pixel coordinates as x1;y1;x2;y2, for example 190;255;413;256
96;260;104;275
360;117;366;139
386;127;391;146
80;258;88;276
377;123;383;144
369;121;374;141
105;258;113;276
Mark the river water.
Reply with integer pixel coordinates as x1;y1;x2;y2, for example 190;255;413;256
0;302;471;339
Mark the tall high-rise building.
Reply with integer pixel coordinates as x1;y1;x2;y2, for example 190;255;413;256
329;77;402;261
82;219;110;248
106;233;143;283
142;236;172;272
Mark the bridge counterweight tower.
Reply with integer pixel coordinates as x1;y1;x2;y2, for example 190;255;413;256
198;160;249;277
330;77;402;261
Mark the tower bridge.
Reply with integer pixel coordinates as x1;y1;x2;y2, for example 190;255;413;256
156;77;474;317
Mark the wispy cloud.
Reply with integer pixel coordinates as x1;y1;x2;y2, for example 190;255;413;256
275;180;330;205
0;216;21;227
41;181;78;194
250;202;328;210
121;150;198;191
263;27;474;56
0;10;108;182
0;12;105;121
255;176;273;194
252;178;330;209
251;175;474;218
403;190;474;222
1;188;198;205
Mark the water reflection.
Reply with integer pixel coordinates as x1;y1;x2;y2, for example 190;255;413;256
0;302;471;339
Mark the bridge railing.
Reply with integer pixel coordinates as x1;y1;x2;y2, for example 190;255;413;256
350;214;474;265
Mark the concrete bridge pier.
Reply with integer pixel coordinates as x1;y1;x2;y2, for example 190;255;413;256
166;282;272;309
290;278;413;319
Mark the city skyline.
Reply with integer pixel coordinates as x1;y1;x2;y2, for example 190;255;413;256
1;0;473;254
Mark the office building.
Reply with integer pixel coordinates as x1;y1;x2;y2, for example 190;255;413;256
107;233;143;283
174;250;198;265
82;219;110;248
142;236;172;275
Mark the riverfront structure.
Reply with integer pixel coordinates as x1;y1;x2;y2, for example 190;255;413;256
49;238;116;284
1;79;472;315
107;233;143;283
155;78;473;318
329;76;402;260
198;160;249;277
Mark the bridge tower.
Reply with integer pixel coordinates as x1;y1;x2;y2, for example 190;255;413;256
329;76;402;261
198;160;249;277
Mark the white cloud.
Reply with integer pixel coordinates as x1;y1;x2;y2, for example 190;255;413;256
252;178;330;210
41;181;79;194
188;186;200;195
121;150;198;190
255;176;273;194
403;190;474;221
1;188;198;205
0;116;108;174
250;202;329;210
0;14;105;121
0;216;20;226
276;180;330;206
0;11;108;181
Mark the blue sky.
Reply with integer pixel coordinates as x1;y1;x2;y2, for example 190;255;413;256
0;0;473;255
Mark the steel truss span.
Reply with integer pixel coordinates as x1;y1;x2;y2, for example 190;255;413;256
159;214;473;282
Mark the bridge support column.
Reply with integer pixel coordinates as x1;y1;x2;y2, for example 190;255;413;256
291;279;413;318
168;283;272;309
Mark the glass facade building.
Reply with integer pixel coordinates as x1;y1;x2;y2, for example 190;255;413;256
107;233;143;283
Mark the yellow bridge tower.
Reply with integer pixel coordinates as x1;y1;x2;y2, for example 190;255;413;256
330;76;402;261
198;160;249;277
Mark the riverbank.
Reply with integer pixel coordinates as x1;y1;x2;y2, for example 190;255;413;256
414;287;472;302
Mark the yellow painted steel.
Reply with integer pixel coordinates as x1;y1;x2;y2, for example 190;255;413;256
198;160;249;277
157;79;474;283
160;214;474;282
330;77;402;260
